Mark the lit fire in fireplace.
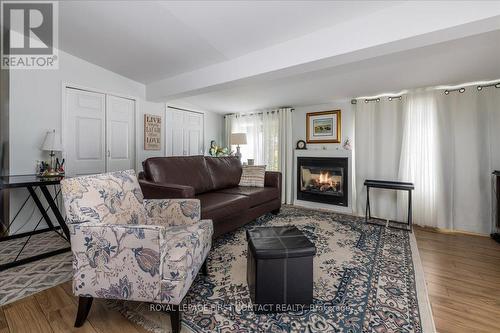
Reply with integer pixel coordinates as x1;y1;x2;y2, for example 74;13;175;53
301;167;343;194
318;171;332;185
314;171;340;192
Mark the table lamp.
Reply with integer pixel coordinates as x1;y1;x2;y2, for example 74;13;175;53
41;129;63;176
231;133;247;160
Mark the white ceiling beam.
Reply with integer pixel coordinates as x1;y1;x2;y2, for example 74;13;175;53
147;1;500;101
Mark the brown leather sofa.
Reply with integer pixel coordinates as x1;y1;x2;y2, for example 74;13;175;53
138;156;281;238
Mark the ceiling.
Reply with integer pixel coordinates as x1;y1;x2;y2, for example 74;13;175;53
169;30;500;113
59;1;397;84
58;1;500;112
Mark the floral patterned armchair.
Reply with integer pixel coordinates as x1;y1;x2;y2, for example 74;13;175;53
60;170;213;333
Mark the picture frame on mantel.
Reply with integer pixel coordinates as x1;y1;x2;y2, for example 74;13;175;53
306;110;341;143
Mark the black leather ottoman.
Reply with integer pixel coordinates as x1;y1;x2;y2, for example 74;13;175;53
246;226;316;313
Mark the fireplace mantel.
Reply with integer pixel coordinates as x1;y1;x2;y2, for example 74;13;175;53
293;149;353;214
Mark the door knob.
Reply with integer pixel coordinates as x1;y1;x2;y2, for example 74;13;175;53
107;150;111;157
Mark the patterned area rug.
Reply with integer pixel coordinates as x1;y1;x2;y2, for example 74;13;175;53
0;231;73;305
107;206;435;333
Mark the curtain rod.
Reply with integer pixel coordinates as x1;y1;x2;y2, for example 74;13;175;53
352;80;500;103
351;96;403;104
224;108;294;118
444;82;500;95
167;106;204;115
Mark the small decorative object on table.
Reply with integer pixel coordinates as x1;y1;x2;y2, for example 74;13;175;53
247;158;254;166
208;140;233;157
342;137;352;150
296;140;307;150
247;226;316;313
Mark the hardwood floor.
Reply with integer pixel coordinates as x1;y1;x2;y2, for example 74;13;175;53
0;228;499;332
414;227;500;333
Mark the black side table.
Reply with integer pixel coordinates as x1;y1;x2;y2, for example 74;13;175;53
364;179;414;232
0;175;71;271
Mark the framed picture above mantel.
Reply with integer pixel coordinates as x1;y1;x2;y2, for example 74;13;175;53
306;110;341;143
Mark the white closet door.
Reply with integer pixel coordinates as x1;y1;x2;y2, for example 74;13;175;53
171;110;185;156
106;95;135;172
66;88;106;176
184;111;204;155
168;109;204;156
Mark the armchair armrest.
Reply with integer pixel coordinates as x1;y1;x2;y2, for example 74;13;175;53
144;199;201;227
139;179;195;199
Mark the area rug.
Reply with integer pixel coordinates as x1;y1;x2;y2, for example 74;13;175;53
107;206;436;333
0;231;73;305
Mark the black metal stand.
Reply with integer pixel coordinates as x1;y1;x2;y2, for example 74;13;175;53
492;171;500;244
364;179;414;232
0;175;70;271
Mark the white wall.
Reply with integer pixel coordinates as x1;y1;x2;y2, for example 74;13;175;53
292;100;354;151
8;50;164;234
137;101;166;169
204;109;224;151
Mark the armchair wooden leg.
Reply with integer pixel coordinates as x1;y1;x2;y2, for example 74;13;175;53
75;296;93;327
271;208;280;215
201;259;208;276
169;305;182;333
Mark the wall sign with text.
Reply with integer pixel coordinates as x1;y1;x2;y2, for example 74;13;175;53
144;114;162;150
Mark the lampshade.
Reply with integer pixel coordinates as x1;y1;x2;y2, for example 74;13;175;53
231;133;247;145
41;129;63;151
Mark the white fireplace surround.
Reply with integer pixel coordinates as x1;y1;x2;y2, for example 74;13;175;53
293;149;353;214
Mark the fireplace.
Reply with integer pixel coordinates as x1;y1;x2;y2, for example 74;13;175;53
297;157;348;206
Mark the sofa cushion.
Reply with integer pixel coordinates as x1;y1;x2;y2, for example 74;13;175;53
196;192;250;221
205;156;242;190
217;186;280;207
143;156;213;194
239;165;266;187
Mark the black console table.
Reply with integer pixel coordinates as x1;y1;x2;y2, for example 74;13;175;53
364;179;414;232
0;175;70;271
492;171;500;243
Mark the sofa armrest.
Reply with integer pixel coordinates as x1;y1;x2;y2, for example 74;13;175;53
265;171;281;188
144;199;201;227
139;179;195;199
265;171;282;201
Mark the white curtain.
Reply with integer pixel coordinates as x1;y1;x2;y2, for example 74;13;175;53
397;91;440;227
355;87;500;234
225;108;294;204
278;109;294;204
433;88;500;233
355;98;405;221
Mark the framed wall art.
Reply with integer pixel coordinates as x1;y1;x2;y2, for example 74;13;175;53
144;113;162;150
306;110;341;143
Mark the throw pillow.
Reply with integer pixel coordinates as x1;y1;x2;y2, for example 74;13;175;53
239;165;266;187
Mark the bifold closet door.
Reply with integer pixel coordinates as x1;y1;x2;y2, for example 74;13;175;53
168;109;204;156
106;95;135;172
66;88;106;176
66;88;135;176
